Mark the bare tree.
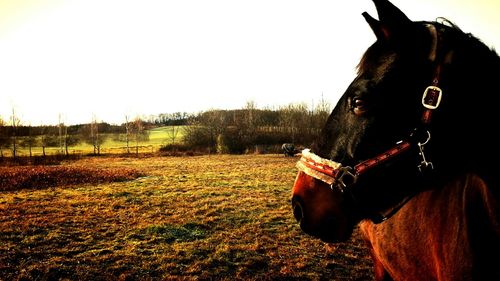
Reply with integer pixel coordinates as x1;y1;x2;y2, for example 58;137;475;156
80;115;106;155
282;103;314;143
58;114;67;155
0;117;7;158
125;115;131;154
312;94;332;137
63;126;69;155
131;117;149;156
204;110;228;149
20;124;38;157
170;125;180;145
169;112;183;145
39;125;58;157
91;115;100;155
64;131;80;155
241;100;261;148
10;107;21;158
40;125;48;157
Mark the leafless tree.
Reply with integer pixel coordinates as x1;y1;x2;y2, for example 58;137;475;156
80;115;106;155
0;117;7;158
58;114;67;155
39;126;58;157
40;125;48;157
241;100;261;147
20;124;38;157
63;126;69;155
125;115;131;154
131;116;149;156
91;115;100;155
170;125;180;145
64;130;80;155
10;107;21;158
169;112;183;145
204;110;228;149
278;103;309;143
311;93;331;135
183;109;228;152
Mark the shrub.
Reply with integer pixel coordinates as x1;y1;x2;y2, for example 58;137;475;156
182;126;214;150
216;134;229;154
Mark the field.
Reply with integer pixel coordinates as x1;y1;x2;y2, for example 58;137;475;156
0;154;373;280
1;126;186;157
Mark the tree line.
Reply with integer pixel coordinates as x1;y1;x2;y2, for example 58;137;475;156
1;100;332;157
0;115;153;158
181;100;331;154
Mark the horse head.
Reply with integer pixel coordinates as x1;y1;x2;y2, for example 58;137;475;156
291;0;500;243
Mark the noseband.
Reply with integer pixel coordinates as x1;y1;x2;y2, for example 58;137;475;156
296;23;453;222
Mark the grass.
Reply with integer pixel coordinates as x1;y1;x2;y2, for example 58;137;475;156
1;126;187;156
0;165;143;191
0;154;373;280
148;126;186;146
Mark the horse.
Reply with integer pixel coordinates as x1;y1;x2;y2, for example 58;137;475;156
291;0;500;280
282;143;297;157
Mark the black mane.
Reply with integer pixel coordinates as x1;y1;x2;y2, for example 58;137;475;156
357;18;500;77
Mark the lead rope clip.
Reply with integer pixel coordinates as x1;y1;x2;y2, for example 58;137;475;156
417;130;433;173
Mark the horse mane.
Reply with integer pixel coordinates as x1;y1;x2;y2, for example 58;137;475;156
424;19;500;189
440;17;498;55
356;18;500;76
430;18;500;78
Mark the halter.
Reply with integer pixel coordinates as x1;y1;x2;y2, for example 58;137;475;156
296;23;452;222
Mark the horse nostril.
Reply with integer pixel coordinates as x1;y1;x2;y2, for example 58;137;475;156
292;200;304;223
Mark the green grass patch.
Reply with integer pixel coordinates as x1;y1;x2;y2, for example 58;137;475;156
1;126;188;156
141;223;209;243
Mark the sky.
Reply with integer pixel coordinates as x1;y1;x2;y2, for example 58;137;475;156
0;0;499;125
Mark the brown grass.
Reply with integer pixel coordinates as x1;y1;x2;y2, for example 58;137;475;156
0;165;143;191
0;155;373;280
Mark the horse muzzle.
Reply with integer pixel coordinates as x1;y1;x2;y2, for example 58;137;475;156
291;171;354;243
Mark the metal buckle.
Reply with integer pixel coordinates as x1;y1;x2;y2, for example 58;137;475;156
332;166;357;193
422;86;443;109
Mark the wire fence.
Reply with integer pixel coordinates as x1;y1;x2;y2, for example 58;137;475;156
0;145;161;158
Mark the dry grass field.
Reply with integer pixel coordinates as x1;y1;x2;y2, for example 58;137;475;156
0;154;373;280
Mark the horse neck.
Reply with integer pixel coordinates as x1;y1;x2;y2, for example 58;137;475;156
432;36;500;183
450;36;500;96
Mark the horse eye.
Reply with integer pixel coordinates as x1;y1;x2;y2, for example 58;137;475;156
351;98;367;115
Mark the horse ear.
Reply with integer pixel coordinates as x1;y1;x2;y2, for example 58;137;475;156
372;0;411;25
365;0;412;40
362;12;390;41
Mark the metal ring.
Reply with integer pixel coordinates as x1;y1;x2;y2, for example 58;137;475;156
418;130;431;146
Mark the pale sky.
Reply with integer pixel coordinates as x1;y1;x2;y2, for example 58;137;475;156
0;0;499;125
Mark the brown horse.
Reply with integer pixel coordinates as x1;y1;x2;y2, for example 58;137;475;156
291;0;500;280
